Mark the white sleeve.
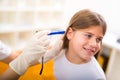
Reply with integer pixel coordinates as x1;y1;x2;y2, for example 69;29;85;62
0;40;12;60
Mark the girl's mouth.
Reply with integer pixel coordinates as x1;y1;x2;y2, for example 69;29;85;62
83;47;95;55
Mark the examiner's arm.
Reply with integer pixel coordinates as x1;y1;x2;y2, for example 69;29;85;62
0;67;20;80
0;41;20;63
0;31;50;80
0;30;63;80
1;51;20;63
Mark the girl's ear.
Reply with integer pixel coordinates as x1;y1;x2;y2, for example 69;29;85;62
66;28;74;40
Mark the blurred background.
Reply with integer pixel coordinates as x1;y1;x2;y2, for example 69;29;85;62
0;0;120;80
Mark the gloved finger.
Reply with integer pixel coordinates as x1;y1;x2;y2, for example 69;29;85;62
38;39;63;63
37;35;49;41
43;39;50;47
36;39;50;47
34;30;50;39
52;39;63;52
32;46;46;54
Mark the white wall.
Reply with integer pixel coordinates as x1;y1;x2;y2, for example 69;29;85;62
64;0;120;36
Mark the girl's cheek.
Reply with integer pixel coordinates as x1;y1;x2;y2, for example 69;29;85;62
78;39;88;44
96;45;101;52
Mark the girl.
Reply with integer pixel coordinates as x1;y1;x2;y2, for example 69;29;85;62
54;9;107;80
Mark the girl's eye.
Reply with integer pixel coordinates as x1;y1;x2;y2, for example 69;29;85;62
85;34;92;38
96;38;102;43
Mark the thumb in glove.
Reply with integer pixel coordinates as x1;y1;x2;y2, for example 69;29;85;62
39;35;63;63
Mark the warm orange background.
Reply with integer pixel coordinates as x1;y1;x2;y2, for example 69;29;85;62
0;60;55;80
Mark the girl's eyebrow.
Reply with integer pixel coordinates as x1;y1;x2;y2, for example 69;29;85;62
84;32;103;39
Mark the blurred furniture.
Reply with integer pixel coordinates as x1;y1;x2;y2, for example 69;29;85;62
0;0;66;50
100;32;120;80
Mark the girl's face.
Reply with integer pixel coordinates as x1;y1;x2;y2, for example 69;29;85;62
66;26;104;63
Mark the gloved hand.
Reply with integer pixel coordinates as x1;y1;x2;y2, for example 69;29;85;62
9;30;50;75
39;35;63;63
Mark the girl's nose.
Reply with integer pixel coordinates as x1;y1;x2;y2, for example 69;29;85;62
89;38;98;48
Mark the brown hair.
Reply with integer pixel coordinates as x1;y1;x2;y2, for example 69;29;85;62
63;9;107;49
62;9;107;58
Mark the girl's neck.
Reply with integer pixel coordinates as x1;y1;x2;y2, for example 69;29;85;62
65;49;89;64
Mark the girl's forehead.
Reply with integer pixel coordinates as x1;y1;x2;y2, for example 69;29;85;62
76;26;104;37
77;26;103;32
